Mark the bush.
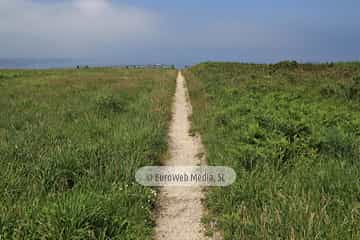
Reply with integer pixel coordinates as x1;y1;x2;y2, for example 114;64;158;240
346;76;360;100
95;95;127;114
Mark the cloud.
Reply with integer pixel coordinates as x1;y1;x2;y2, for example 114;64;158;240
0;0;159;58
74;0;109;14
0;0;359;65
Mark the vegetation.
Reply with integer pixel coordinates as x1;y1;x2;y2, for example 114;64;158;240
0;67;176;239
184;62;360;239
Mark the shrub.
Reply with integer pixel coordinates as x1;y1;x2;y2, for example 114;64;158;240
95;95;127;114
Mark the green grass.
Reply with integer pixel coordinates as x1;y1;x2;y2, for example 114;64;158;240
0;67;176;239
184;62;360;239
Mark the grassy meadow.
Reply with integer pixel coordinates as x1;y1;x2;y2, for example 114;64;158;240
184;62;360;239
0;67;176;239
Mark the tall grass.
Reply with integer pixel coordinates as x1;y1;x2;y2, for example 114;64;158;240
0;67;176;239
184;62;360;239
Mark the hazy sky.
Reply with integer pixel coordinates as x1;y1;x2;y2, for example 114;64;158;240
1;0;360;65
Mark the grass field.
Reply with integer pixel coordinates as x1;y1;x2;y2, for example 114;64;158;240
0;67;176;239
184;62;360;239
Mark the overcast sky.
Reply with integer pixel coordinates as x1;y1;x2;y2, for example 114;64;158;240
1;0;360;65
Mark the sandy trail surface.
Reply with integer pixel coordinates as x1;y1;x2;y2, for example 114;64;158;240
154;71;209;240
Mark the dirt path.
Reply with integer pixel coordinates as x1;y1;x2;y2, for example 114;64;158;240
154;71;208;240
